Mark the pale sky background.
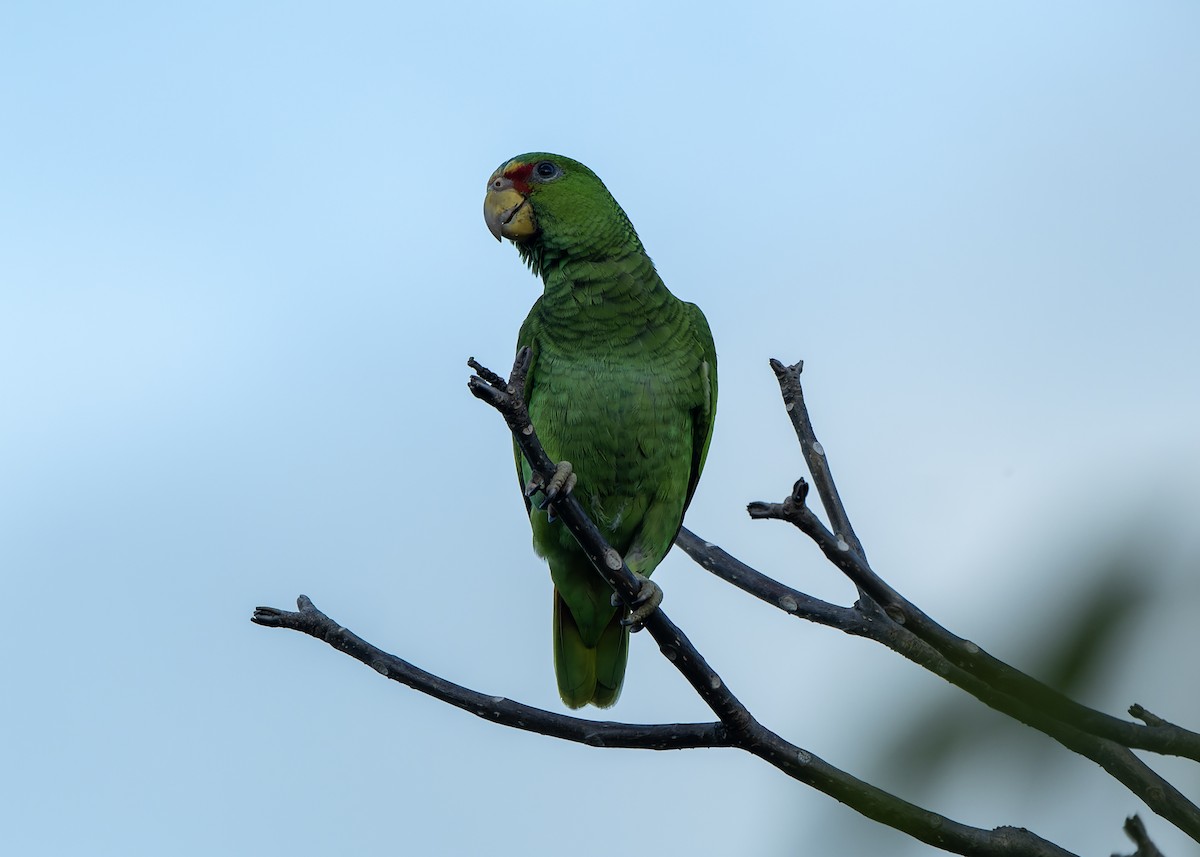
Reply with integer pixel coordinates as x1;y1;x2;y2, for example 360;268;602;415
3;2;1200;856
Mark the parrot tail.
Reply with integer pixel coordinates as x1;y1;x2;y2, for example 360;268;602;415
553;590;629;709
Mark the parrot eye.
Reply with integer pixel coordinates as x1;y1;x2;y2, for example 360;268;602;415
534;161;561;181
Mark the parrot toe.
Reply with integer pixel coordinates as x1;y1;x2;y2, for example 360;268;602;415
542;461;575;502
538;461;576;521
620;575;663;631
523;477;542;499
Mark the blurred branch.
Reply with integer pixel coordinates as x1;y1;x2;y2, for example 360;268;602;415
685;513;1200;842
1128;704;1200;755
758;360;1200;767
748;481;1200;762
1113;815;1165;857
744;486;1200;838
675;525;1131;730
758;362;1200;763
737;357;1200;843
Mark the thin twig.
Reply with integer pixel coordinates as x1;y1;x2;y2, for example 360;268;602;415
762;357;1200;759
747;357;1200;841
675;525;861;631
677;524;1036;686
677;524;1200;841
1112;815;1165;857
769;360;879;612
751;493;1200;826
769;359;866;560
252;593;1079;857
252;596;728;750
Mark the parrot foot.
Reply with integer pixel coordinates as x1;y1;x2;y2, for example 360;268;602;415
542;461;576;502
537;461;576;521
616;575;663;632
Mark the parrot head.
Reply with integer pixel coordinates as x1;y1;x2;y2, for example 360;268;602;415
483;153;642;273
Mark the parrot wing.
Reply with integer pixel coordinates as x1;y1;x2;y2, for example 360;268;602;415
513;302;543;515
682;300;717;515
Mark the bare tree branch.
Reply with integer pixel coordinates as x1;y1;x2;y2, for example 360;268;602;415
761;360;1200;753
679;521;1200;840
745;357;1200;841
676;524;1063;700
748;488;1200;763
1113;815;1165;857
252;593;1079;857
460;351;1081;857
251;596;729;750
675;524;861;631
768;359;868;561
1127;704;1200;756
248;349;1190;857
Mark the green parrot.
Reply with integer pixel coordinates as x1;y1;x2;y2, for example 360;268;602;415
483;152;717;708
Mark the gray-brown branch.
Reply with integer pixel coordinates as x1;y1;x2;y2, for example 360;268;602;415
464;350;1079;857
247;346;1172;857
682;520;1200;842
251;596;728;750
768;358;867;561
763;359;1200;764
1113;815;1166;857
743;358;1200;842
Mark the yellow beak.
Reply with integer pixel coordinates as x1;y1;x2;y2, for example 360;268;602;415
484;172;536;242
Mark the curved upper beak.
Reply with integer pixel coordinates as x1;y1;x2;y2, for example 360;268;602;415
484;172;536;242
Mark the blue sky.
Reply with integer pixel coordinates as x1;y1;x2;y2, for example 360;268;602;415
3;2;1199;855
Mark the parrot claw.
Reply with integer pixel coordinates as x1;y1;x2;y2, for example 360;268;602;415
620;575;663;631
538;461;576;510
535;462;575;523
542;461;575;503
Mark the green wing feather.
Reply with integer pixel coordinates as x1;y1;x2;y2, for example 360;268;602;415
682;300;718;517
512;304;542;512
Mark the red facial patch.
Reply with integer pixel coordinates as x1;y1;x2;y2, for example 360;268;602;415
504;162;534;195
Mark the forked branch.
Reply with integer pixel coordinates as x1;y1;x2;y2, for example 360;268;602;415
249;350;1187;857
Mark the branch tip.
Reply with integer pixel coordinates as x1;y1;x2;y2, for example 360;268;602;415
746;500;780;520
1129;704;1169;728
250;606;286;627
769;357;803;377
1115;814;1164;857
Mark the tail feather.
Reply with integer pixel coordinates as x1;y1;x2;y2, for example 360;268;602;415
590;611;629;708
553;590;629;709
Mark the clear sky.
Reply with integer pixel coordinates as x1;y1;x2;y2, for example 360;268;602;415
3;2;1199;855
